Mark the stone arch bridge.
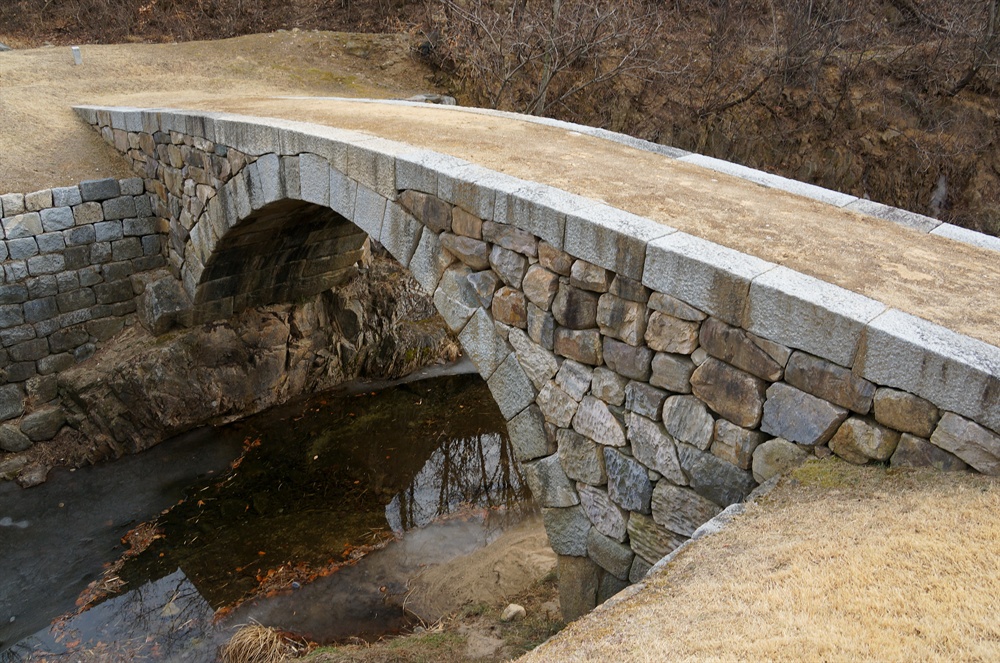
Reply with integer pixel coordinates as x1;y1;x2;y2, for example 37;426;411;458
4;99;1000;618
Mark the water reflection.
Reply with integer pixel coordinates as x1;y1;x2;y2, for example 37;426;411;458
6;368;532;660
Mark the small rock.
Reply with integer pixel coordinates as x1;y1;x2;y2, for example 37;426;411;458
0;424;32;453
500;603;526;622
17;462;49;488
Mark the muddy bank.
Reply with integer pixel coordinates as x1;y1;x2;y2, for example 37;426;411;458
0;253;459;487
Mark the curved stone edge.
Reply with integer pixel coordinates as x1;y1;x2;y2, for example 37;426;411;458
72;103;1000;439
268;96;997;254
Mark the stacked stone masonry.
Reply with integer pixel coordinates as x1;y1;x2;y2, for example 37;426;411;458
11;104;1000;618
0;178;165;450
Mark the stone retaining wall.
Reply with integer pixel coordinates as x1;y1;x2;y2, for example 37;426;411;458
25;104;1000;620
0;179;165;450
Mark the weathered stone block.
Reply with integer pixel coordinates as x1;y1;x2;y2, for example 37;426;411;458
451;206;482;238
553;328;602;365
558;428;607;485
746;266;886;367
3;212;43;239
829;417;901;464
379;204;423;267
699;317;783;381
597;294;646;346
662;395;714;451
80;178;121;202
0;194;25;216
398;189;452;232
785;351;875;414
649;294;707;322
929;413;1000;475
19;407;66;442
24;189;52;212
557;555;600;621
491;286;527;328
487;352;537;420
524;454;580;507
761;382;848;446
7;238;38;260
542;506;591;556
552;283;599;330
609;276;650;303
440;233;490;270
555;360;592;401
527;303;555;350
677;443;757;507
0;384;25;422
52;186;83;208
890;433;969;472
751;438;809;483
490;245;528;288
433;265;479;332
538;241;572;275
537;382;578;428
39;207;75;232
625;381;667;421
630;556;653;583
587;529;634;580
645;311;700;354
628;512;686;565
592;367;628;406
603;337;653;381
650;352;695;393
873;387;940;438
508;405;549;462
578;484;628;541
0;424;32;453
354;184;387;239
604;447;652;513
458;307;510;380
712;419;767;470
570;260;610;293
627;412;686;485
482;220;538;256
690;358;767;428
522;265;559;310
651;482;722;537
408;228;452;295
509;328;558;390
102;196;137;221
573;396;626;447
466;269;500;309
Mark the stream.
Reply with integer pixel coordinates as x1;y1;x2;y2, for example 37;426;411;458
0;360;532;661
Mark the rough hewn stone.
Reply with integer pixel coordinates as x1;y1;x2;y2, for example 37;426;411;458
558;428;607;485
0;384;25;421
578;484;628;541
587;529;634;580
542;506;591;556
761;382;848;446
873;388;940;438
644;311;700;354
625;381;667;420
609;276;650;303
553;328;602;365
699;317;783;381
690;358;767;428
628;512;687;565
651;482;722;537
536;380;577;426
527;303;555;350
491;286;527;328
467;269;500;309
522;265;559;310
627;412;687;485
451;206;482;238
602;337;653;381
524;454;580;507
604;447;652;513
890;433;969;472
597;294;646;346
711;419;767;470
557;555;599;621
19;407;66;442
751;438;808;483
648;352;695;393
432;265;479;332
785;351;875;414
490;245;528;288
829;417;901;464
592;367;628;406
487;352;537;420
482;220;538;257
570;260;611;293
573;396;626;447
662;395;715;451
508;405;549;461
440;233;490;270
676;443;757;507
647;292;706;321
929;413;1000;475
509;328;559;390
0;423;32;452
539;241;573;276
552;283;599;330
399;189;452;232
555;360;593;401
629;556;653;583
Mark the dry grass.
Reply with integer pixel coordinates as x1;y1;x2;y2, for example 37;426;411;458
522;460;1000;662
221;622;306;663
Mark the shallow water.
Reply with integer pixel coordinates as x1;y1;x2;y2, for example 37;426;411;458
1;361;531;661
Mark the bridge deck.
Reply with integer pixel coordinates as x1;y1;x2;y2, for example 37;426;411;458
168;97;998;349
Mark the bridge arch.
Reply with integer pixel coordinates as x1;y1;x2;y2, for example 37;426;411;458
71;103;1000;620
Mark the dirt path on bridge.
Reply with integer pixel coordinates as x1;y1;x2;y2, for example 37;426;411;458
2;35;998;348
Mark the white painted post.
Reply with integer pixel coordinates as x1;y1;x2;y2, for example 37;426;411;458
71;46;82;66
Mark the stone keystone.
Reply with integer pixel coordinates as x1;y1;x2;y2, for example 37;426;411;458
690;358;767;429
573;396;626;447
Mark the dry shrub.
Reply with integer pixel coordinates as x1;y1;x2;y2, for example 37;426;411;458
220;622;304;663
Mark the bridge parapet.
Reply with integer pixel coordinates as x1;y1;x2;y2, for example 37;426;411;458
8;102;1000;618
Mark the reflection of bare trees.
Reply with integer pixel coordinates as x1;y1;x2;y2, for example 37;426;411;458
386;432;529;534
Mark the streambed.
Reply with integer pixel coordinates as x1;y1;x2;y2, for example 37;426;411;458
0;361;534;661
